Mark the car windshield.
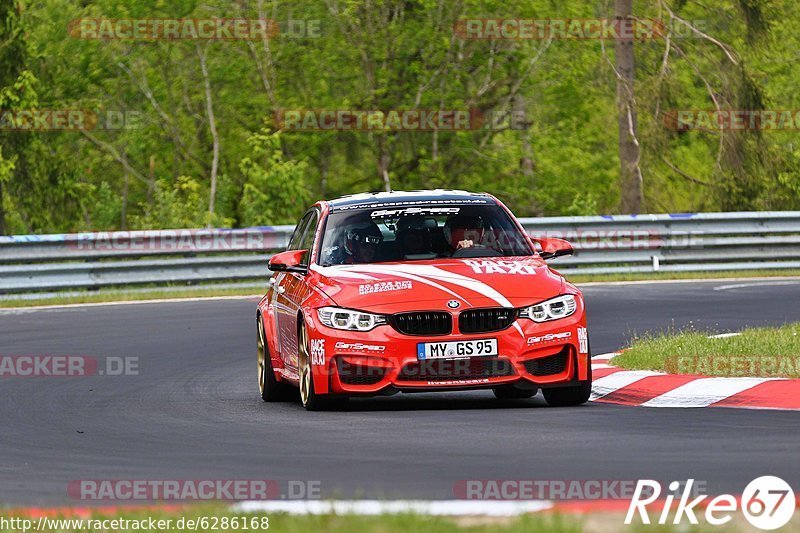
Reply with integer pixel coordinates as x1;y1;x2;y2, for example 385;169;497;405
319;202;533;266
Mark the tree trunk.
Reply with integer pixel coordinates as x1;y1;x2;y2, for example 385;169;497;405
0;179;5;235
378;135;391;192
148;155;155;207
513;93;541;215
121;149;129;230
198;44;220;228
514;93;535;177
615;0;643;214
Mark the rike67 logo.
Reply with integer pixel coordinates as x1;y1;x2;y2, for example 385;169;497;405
626;477;795;530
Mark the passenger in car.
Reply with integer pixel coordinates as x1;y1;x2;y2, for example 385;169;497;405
443;214;485;255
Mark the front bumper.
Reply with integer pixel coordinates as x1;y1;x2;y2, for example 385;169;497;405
306;311;589;396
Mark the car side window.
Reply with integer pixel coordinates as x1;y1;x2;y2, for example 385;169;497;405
297;210;319;266
287;212;312;251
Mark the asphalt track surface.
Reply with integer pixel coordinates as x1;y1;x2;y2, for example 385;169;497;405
1;279;799;505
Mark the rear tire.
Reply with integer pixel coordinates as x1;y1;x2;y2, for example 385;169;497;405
542;348;592;407
258;315;295;402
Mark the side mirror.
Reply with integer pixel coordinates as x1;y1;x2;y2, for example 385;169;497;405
532;237;573;260
268;249;309;274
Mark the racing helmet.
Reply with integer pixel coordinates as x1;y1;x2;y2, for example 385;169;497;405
344;220;384;255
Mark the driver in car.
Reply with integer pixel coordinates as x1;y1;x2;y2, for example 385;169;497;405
443;214;484;255
322;219;384;265
344;221;384;264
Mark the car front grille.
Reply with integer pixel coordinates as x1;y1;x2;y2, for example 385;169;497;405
337;361;387;386
397;357;514;382
524;349;569;376
458;308;517;333
389;312;452;335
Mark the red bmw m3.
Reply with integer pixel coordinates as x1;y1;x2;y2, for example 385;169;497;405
256;190;590;410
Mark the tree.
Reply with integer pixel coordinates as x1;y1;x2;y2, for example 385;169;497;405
0;0;32;234
614;0;643;214
239;130;309;226
0;0;795;234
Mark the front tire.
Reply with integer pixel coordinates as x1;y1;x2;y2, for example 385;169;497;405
542;381;592;406
298;322;341;411
542;349;592;407
257;315;294;402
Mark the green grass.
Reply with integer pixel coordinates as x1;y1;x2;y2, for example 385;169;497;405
252;512;581;532
0;506;583;533
615;323;800;377
0;504;761;532
567;268;800;284
0;285;264;308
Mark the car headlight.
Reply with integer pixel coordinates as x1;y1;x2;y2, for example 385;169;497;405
519;295;577;322
317;307;387;331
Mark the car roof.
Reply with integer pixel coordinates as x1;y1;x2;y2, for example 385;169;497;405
325;189;495;211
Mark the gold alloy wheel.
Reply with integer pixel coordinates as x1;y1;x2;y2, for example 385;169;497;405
298;324;312;407
257;317;266;396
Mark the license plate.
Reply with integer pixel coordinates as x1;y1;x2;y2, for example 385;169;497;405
417;339;498;360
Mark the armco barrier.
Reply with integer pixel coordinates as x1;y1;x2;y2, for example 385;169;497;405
1;213;799;294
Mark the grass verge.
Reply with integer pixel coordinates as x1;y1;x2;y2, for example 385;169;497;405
0;506;585;533
0;504;761;532
1;270;799;309
567;268;800;284
0;286;263;308
614;323;800;378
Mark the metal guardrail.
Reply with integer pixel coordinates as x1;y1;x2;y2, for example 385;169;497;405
1;212;799;294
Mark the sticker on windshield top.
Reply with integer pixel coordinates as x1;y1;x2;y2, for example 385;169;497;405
370;207;460;218
333;199;489;211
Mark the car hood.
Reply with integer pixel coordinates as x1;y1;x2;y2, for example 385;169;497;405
308;257;565;313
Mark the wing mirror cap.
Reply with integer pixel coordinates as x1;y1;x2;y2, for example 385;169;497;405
268;249;309;273
531;237;573;260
